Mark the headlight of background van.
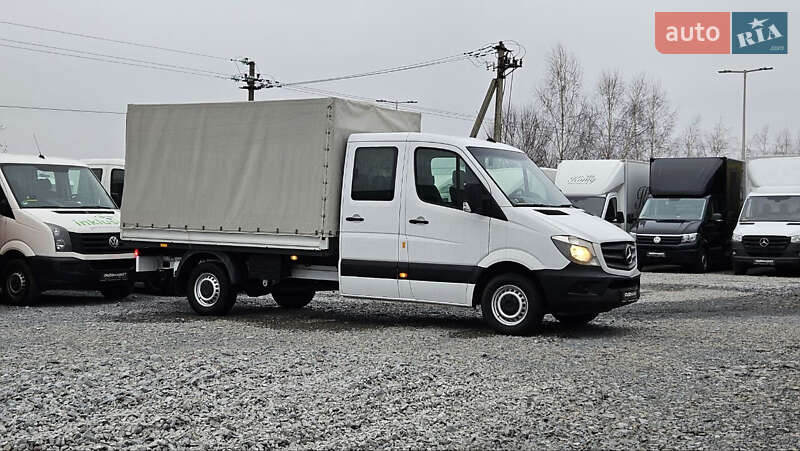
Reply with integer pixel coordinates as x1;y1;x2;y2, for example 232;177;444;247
45;223;72;252
791;235;800;244
732;232;743;242
552;235;599;266
681;233;697;243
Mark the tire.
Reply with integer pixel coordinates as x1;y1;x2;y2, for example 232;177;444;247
271;287;315;309
733;262;748;275
186;262;236;315
480;273;544;336
100;283;132;300
554;313;598;326
1;258;41;306
692;248;710;273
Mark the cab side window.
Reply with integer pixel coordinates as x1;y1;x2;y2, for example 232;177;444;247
0;185;13;218
110;168;124;206
604;197;618;222
90;168;103;181
351;147;398;201
415;147;488;212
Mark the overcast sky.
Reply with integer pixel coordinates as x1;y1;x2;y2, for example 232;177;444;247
0;0;797;159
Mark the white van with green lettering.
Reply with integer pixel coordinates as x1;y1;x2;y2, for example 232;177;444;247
0;154;134;305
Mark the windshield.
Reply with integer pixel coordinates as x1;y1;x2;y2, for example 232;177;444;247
2;163;116;209
639;198;706;221
740;195;800;222
568;196;605;216
467;146;570;207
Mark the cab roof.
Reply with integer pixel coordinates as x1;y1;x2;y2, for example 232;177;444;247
348;132;522;153
0;153;90;167
83;158;125;166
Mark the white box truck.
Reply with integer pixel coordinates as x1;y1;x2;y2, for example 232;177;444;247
85;158;125;206
0;154;135;305
731;156;800;274
124;98;639;335
555;160;649;232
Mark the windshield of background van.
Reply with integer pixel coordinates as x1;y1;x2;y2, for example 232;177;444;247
467;147;570;207
2;164;116;209
740;196;800;222
568;196;606;216
639;198;706;221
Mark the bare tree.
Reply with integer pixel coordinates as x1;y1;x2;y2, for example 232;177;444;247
502;104;553;166
706;118;730;157
537;44;585;162
750;125;770;157
621;74;648;160
774;128;793;155
595;70;626;159
678;115;704;157
642;79;676;158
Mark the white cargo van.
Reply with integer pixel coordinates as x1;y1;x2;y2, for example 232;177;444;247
125;99;639;335
731;156;800;274
84;159;125;207
555;160;649;232
0;154;135;304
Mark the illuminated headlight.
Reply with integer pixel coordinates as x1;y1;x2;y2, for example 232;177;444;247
45;223;72;252
791;235;800;244
552;235;598;266
732;232;743;242
681;233;697;243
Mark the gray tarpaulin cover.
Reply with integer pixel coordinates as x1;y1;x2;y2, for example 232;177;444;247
123;98;420;239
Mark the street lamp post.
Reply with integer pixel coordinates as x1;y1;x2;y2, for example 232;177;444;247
718;67;773;187
376;99;418;110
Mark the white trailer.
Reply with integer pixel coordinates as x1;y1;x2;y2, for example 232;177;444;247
124;98;640;335
555;160;649;232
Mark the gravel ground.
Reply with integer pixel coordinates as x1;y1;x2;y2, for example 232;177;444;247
1;269;799;450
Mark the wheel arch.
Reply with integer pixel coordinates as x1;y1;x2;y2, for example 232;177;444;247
471;261;543;307
175;251;244;295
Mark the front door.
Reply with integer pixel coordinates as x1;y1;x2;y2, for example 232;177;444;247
339;143;404;299
401;144;491;306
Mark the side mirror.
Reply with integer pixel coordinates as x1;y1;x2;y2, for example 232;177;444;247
462;201;472;214
615;211;625;224
711;213;724;222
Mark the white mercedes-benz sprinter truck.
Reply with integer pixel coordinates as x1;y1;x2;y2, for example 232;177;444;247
0;154;134;304
125;99;639;335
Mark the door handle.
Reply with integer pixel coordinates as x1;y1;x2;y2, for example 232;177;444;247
409;216;429;225
345;215;364;222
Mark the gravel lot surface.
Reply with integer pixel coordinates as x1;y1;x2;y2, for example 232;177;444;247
1;269;799;450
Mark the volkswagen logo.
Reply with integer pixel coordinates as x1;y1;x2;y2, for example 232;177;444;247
625;244;636;266
759;237;770;248
653;236;661;244
108;236;120;248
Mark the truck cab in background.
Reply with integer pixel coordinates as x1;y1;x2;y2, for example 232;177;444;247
555;160;649;232
0;154;134;304
632;157;743;272
84;159;125;206
731;157;800;275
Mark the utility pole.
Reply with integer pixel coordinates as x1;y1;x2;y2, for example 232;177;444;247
376;99;418;110
238;58;264;101
470;41;522;142
718;66;773;190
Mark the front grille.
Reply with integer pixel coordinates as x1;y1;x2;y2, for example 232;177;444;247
601;241;637;270
742;235;789;257
70;233;133;254
88;259;135;272
636;235;682;245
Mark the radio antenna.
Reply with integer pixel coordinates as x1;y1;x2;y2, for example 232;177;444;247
33;133;44;159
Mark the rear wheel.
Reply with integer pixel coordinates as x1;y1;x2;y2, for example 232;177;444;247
480;273;544;336
100;283;132;300
733;261;748;275
187;262;236;315
554;313;598;326
1;258;40;306
271;287;315;309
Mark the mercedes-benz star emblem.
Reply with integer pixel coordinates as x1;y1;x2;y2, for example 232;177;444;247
653;236;661;244
108;236;120;248
625;244;636;266
759;237;770;248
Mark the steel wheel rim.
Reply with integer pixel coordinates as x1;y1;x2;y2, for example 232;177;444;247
194;272;221;307
7;272;26;296
491;284;528;326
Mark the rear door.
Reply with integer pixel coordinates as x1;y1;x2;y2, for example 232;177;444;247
339;142;404;299
401;143;491;305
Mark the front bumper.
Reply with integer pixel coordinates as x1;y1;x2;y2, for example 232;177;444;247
29;256;134;289
536;264;640;315
636;243;700;265
731;242;800;268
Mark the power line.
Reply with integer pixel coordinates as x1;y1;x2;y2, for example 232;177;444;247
0;42;232;79
0;104;125;115
0;37;232;77
0;19;231;61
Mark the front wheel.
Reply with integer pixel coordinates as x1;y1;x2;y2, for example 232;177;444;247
1;258;40;306
187;262;236;315
554;313;598;326
692;248;710;273
271;287;315;309
480;273;544;336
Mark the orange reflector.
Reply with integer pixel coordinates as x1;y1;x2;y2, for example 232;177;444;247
160;243;168;248
290;255;299;261
398;272;408;279
402;241;406;248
